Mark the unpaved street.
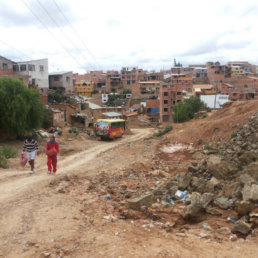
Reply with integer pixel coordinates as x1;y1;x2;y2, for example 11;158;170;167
0;127;257;258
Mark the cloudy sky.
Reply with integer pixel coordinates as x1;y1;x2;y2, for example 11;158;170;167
0;0;258;73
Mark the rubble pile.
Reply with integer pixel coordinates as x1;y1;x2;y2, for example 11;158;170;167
128;113;258;235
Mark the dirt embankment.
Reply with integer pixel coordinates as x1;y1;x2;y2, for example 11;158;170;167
163;100;258;145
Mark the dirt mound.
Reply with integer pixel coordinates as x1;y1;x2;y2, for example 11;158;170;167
164;100;258;145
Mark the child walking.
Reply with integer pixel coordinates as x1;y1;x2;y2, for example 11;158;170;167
45;134;59;175
22;136;39;174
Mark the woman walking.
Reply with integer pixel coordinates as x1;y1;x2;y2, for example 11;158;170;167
45;134;59;174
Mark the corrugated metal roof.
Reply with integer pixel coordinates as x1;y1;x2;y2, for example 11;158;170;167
102;112;122;117
49;71;72;76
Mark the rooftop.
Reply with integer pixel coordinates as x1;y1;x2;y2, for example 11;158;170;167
102;112;122;117
49;71;72;76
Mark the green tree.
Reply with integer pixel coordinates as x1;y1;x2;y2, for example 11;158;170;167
42;106;53;129
172;96;208;123
0;78;43;136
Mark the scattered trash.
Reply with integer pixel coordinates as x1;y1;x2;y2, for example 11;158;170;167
120;189;135;194
166;195;175;206
227;217;238;223
175;190;188;200
106;196;111;200
103;215;117;222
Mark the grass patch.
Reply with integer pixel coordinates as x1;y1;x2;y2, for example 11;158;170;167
154;124;172;137
0;146;18;169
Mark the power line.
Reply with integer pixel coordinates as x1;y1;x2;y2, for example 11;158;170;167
52;0;102;69
0;39;31;60
35;0;96;71
21;0;86;69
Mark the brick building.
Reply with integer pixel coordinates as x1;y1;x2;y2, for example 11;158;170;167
121;67;145;90
75;81;94;97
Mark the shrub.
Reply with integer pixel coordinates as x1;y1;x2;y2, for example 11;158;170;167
81;103;86;110
204;144;211;150
198;138;203;145
202;113;208;118
68;128;73;133
42;106;52;129
0;146;18;159
173;96;209;123
218;151;225;156
153;124;172;137
0;154;8;169
0;78;43;136
57;130;62;136
231;132;237;138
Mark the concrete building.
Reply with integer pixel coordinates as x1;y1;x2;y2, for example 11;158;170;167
49;71;73;94
75;81;94;97
15;59;49;90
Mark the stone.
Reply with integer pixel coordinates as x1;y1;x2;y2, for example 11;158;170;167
217;227;231;235
250;184;258;201
128;193;155;211
184;192;203;218
208;161;238;180
236;200;255;216
214;196;232;209
58;187;66;193
177;172;192;190
239;151;256;165
199;232;209;238
239;174;256;185
200;193;214;208
242;184;252;201
205;177;221;193
233;220;252;235
188;165;198;173
205;207;222;216
222;182;242;198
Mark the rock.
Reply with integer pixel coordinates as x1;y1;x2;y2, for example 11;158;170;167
239;151;256;165
191;177;207;193
222;182;242;198
200;193;214;208
208;161;238;180
214;196;232;209
229;234;238;241
239;174;256;185
202;223;212;231
128;193;155;211
199;232;209;238
58;187;66;193
217;227;231;235
188;165;198;173
205;177;221;193
177;172;192;190
250;184;258;201
41;252;51;257
236;200;255;216
184;192;203;218
233;220;252;235
205;207;222;216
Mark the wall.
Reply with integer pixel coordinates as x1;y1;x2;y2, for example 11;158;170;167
52;111;65;127
200;95;229;108
16;59;49;89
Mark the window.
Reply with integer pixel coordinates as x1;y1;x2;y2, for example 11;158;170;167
20;64;27;71
40;65;44;71
2;63;8;70
111;122;125;129
127;80;130;85
164;92;168;96
132;80;136;83
13;65;19;72
164;108;168;112
66;76;70;82
54;76;59;81
28;64;35;71
164;100;168;104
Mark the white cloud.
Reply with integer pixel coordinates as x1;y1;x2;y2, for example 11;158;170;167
0;0;258;72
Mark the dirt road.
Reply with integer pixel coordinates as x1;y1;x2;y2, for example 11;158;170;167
0;129;152;206
0;127;257;258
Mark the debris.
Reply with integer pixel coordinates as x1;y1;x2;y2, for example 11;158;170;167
233;220;252;235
